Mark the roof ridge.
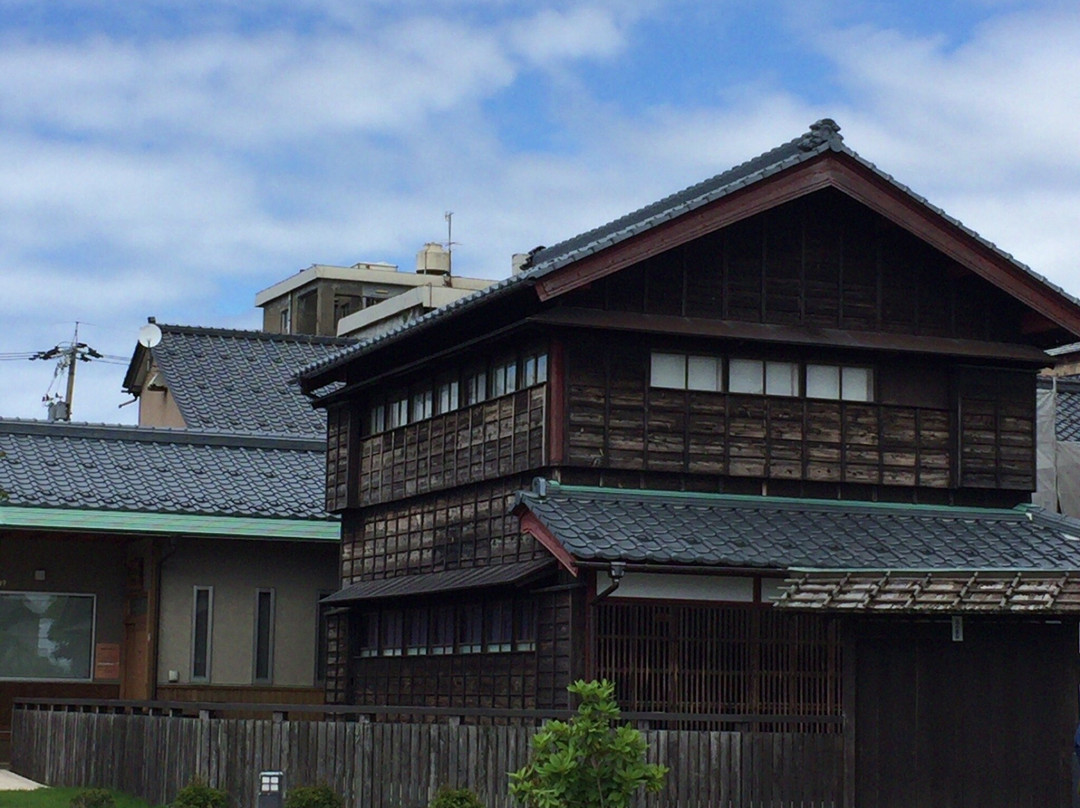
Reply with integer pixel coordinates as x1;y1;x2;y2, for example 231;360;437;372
0;419;324;450
155;323;356;346
535;480;1025;519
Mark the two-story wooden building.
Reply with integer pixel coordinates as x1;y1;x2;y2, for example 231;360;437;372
299;120;1080;807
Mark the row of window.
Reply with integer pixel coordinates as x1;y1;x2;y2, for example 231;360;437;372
355;598;536;658
651;352;874;402
368;350;548;434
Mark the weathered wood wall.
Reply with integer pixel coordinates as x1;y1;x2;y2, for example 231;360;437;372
565;189;1029;343
11;705;844;808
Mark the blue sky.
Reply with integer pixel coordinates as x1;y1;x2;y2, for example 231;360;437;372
1;0;1079;422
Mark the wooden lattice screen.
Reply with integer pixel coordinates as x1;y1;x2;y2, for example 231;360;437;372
594;601;842;730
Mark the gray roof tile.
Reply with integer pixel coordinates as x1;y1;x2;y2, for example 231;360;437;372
300;118;1079;383
0;420;331;520
515;483;1080;572
130;325;354;436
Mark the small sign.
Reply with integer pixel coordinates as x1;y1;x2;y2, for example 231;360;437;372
94;643;121;680
951;615;964;642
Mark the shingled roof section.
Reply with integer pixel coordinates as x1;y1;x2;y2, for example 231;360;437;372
0;419;331;521
126;325;354;436
299;118;1080;383
513;482;1080;572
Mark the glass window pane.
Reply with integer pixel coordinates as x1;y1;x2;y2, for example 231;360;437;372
192;587;212;680
650;353;686;389
0;593;95;681
842;366;873;401
254;590;274;683
687;356;721;392
729;359;763;394
536;354;548;383
765;361;799;397
806;364;840;399
369;404;385;434
411;389;433;421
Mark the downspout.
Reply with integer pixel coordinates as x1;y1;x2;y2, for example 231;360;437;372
593;561;626;603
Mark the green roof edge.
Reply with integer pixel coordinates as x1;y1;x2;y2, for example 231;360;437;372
0;506;340;542
539;480;1025;518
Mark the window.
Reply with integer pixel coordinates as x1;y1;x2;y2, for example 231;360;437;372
486;600;513;652
728;359;763;394
687;355;722;392
191;586;213;681
730;359;800;397
431;607;454;655
279;307;291;334
465;370;487;405
514;600;537;652
522;352;548;386
436;379;459;414
411;388;433;422
491;358;517;397
650;352;686;389
406;608;429;656
807;364;874;402
253;589;275;684
0;592;95;680
388;393;409;429
380;609;403;657
369;403;386;434
333;295;363;322
458;604;483;654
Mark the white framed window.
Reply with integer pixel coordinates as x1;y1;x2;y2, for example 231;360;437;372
388;394;409;428
650;352;686;389
253;589;275;684
522;352;548;387
368;403;386;434
411;388;433;422
806;364;840;399
765;361;799;397
436;379;459;414
491;358;518;397
191;586;213;682
842;366;874;401
465;370;487;405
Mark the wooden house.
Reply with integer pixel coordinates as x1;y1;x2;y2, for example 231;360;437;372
299;119;1080;807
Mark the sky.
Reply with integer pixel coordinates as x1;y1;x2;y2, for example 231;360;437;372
1;0;1079;424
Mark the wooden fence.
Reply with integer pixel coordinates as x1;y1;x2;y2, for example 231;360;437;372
12;700;844;808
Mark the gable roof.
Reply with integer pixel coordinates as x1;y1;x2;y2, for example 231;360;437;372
124;324;354;436
299;119;1080;389
0;419;332;522
513;481;1080;574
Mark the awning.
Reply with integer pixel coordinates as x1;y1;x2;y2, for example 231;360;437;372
322;558;556;604
776;570;1080;613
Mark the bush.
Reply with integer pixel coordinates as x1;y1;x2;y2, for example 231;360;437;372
284;785;344;808
173;779;229;808
429;786;484;808
509;679;667;808
70;789;115;808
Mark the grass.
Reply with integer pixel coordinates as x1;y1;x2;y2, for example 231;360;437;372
0;788;155;808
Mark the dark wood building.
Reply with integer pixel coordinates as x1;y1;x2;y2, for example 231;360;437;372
300;119;1080;807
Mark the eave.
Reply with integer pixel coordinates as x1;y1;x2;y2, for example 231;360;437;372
533;152;1080;343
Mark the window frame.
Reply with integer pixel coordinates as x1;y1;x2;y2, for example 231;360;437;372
191;586;213;682
0;591;97;682
252;588;275;685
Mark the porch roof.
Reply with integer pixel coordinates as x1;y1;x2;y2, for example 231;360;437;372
322;558;556;604
513;481;1080;574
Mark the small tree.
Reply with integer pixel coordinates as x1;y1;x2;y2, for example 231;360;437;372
509;679;667;808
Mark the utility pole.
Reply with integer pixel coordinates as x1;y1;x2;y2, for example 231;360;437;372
30;322;103;421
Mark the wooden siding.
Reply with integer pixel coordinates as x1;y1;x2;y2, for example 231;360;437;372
340;477;544;583
566;341;955;489
594;603;842;730
568;188;1030;344
12;704;845;808
325;404;353;512
350;653;538;710
852;618;1076;808
356;387;545;508
957;368;1037;490
323;611;349;706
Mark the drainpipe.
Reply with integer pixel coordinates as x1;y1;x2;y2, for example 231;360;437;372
593;561;626;603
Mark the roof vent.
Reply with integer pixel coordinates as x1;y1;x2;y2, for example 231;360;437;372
416;243;450;276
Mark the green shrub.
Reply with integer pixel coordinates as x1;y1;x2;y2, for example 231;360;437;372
284;785;344;808
429;785;484;808
70;789;115;808
172;779;229;808
509;679;667;808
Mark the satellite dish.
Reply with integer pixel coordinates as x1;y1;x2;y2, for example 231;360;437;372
137;323;162;348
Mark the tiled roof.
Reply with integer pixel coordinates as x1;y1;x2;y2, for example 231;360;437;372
128;325;354;435
323;558;556;604
514;482;1080;572
0;419;331;521
299;118;1079;383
